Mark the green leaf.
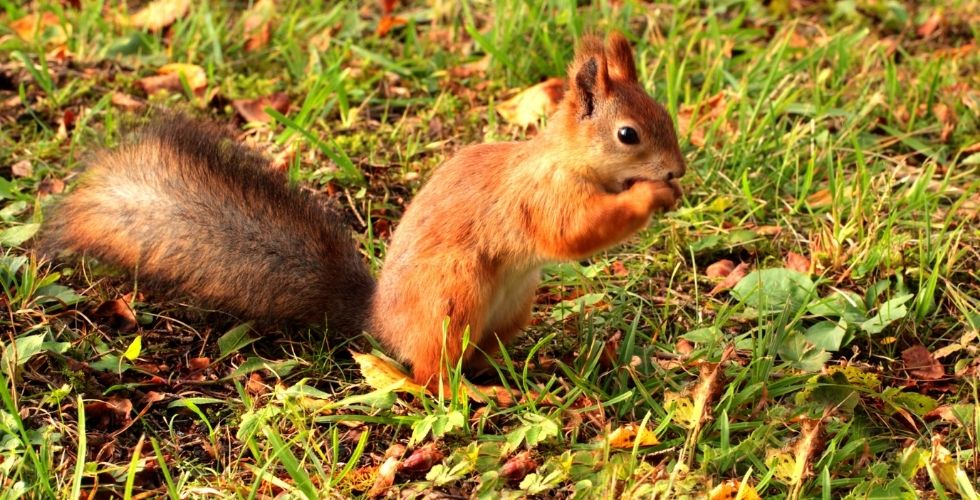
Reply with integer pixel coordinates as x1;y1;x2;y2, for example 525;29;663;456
228;357;300;378
682;326;723;345
217;322;255;358
732;268;816;315
550;293;606;321
0;223;40;247
2;334;69;369
861;294;912;334
804;320;847;351
123;335;142;361
34;284;85;307
808;289;867;323
777;331;830;372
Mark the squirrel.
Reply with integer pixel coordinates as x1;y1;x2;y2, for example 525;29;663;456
41;32;685;393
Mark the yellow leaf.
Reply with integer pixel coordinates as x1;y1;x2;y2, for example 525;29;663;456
709;479;763;500
350;351;426;394
157;63;208;90
605;423;660;448
127;0;191;32
496;78;565;128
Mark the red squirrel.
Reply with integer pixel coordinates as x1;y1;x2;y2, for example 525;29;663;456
41;33;685;392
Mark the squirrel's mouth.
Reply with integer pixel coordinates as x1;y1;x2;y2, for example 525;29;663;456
623;177;684;199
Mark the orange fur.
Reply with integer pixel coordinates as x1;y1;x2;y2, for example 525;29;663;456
371;33;686;388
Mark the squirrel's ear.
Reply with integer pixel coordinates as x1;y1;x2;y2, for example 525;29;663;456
606;32;637;82
566;35;609;119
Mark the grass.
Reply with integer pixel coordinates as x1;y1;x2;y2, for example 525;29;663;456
1;0;979;497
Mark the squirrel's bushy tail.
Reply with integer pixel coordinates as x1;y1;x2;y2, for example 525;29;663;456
40;114;374;334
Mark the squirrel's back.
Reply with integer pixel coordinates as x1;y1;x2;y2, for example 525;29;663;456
41;115;374;334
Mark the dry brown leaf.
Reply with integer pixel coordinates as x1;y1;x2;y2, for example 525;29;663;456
784;252;810;274
705;259;735;279
400;443;443;476
500;451;537;483
676;91;736;147
232;92;290;123
605;423;660;448
10;160;32;178
127;0;191;31
94;299;137;332
676;339;694;356
609;261;629;276
242;0;275;51
708;262;750;296
38;178;65;196
351;351;426;394
806;188;833;209
496;78;565;128
787;417;825;496
367;455;400;498
932;103;957;142
110;92;144;111
754;225;782;236
709;479;763;500
188;357;210;371
138;63;207;95
599;332;622;370
902;345;944;380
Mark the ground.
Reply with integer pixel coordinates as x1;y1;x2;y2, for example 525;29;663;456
1;0;979;498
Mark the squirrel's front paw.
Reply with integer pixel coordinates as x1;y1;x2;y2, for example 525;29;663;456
625;179;682;215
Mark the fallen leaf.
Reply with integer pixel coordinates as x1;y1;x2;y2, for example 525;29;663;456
500;451;537;483
709;479;762;500
604;423;660;448
676;91;736;147
705;259;735;279
917;9;943;38
376;15;407;37
930;436;979;497
188;357;210;371
806;189;833;209
676;339;694;356
242;0;275;51
400;443;443;476
110;92;144;111
784;252;810;274
496;78;565;128
375;0;405;37
754;225;782;236
932;103;957;142
10;160;32;178
84;397;134;427
38;178;65;196
351;351;426;394
609;261;629;276
232;92;290;123
902;345;944;380
10;12;66;45
708;262;750;296
367;453;401;498
94;299;137;332
138;63;207;95
599;332;622;370
127;0;191;32
246;372;267;395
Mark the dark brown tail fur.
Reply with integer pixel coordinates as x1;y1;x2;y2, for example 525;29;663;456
40;114;374;335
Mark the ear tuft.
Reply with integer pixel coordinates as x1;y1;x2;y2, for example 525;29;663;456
606;32;638;82
566;35;609;119
574;58;599;117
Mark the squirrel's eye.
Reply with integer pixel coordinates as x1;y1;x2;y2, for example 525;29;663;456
617;126;640;145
